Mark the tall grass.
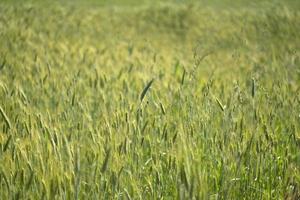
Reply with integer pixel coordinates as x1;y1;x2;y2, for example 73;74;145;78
0;0;299;199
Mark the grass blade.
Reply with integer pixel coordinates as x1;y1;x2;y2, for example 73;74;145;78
181;68;186;85
215;98;225;112
0;58;6;71
0;105;12;129
101;148;111;173
140;79;154;102
160;102;166;115
3;135;12;152
251;78;255;98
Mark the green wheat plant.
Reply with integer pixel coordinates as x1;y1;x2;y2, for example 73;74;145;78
0;0;299;199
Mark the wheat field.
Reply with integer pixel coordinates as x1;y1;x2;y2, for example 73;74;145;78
0;0;299;199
